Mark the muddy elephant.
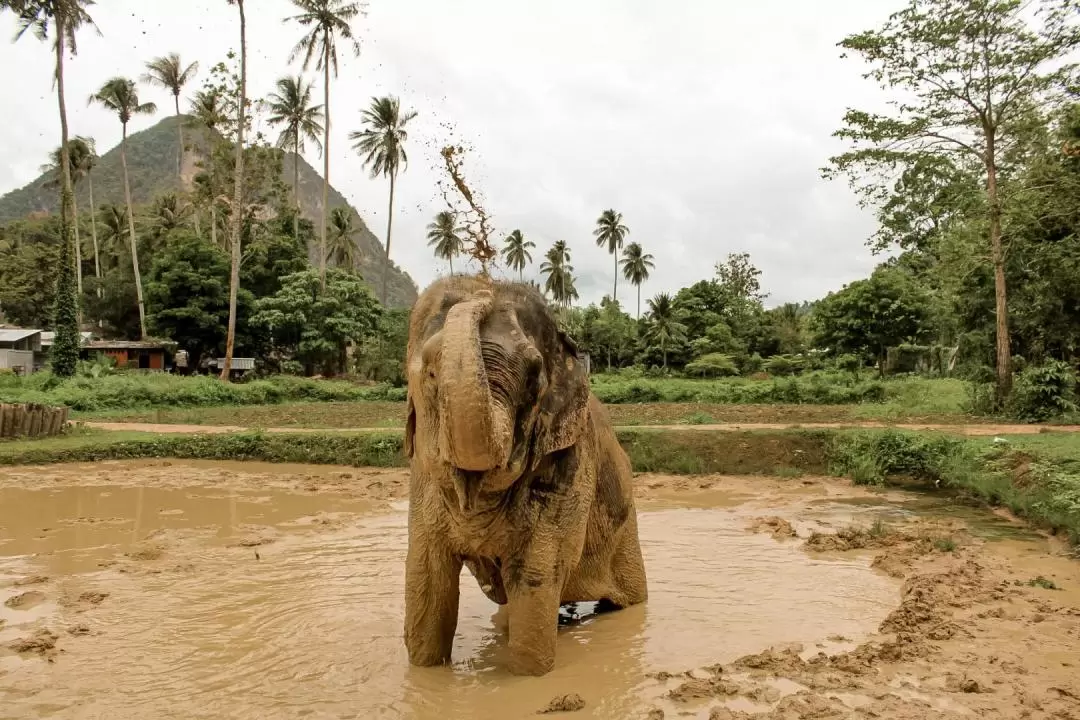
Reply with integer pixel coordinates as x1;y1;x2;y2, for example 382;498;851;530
403;275;648;676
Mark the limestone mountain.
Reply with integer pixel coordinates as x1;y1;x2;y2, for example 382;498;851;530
0;115;418;308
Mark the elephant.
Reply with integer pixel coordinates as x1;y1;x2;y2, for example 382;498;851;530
402;275;648;676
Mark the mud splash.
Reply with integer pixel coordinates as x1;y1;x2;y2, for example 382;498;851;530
1;460;1078;719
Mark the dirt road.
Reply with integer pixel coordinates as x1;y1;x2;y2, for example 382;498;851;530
81;419;1080;436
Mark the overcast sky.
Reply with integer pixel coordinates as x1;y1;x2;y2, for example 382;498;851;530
0;0;896;308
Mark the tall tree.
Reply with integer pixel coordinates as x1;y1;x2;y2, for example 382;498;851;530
645;292;687;369
221;0;247;380
266;74;324;242
41;136;95;297
326;206;357;268
285;0;363;289
826;0;1080;404
540;240;577;308
349;95;417;305
189;89;228;248
6;0;98;375
142;52;199;179
594;209;629;301
88;76;156;339
426;211;464;275
620;241;655;319
501;229;534;283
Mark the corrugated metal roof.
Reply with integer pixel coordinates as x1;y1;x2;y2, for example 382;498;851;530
39;331;94;345
0;328;41;343
85;340;173;350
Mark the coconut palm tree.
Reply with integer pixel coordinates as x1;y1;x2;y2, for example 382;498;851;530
88;77;156;338
6;0;98;375
285;0;363;289
501;229;534;283
96;203;126;271
426;211;464;275
141;52;199;179
594;209;629;303
189;89;228;247
540;240;577;308
326;207;358;268
645;292;686;369
41;136;96;296
221;0;247;381
152;193;191;236
620;241;655;319
266;75;324;241
349;95;417;306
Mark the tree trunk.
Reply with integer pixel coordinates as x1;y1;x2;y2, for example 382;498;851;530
120;124;147;339
613;251;618;303
293;134;300;241
221;0;246;382
88;171;101;297
519;266;523;283
174;94;184;179
51;13;80;377
662;339;667;369
72;191;83;299
987;144;1012;404
636;283;641;320
449;254;453;276
320;45;330;290
380;170;396;306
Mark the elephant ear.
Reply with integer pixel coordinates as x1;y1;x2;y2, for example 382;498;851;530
404;395;417;458
534;330;590;457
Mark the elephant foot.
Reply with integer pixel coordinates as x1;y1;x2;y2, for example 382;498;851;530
507;646;556;676
406;639;453;668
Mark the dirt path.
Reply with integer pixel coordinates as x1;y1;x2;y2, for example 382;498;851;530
82;419;1080;436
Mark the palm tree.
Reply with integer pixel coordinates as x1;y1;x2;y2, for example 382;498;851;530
141;52;198;179
266;75;324;241
645;293;686;369
96;203;126;271
152;193;191;236
620;241;655;319
594;209;629;302
285;0;363;289
349;95;417;305
326;207;357;268
189;89;228;247
7;0;97;375
501;229;534;283
540;240;577;308
221;0;247;381
41;136;96;296
426;211;464;275
88;77;156;338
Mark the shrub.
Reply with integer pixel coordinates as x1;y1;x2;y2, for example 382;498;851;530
1008;360;1078;422
836;354;862;376
684;353;740;378
830;429;962;484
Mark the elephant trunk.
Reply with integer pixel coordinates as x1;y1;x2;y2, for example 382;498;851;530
438;290;513;471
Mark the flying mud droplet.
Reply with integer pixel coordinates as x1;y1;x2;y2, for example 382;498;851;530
437;143;498;276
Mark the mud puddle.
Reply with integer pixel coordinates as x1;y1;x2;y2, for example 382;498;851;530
1;461;1079;719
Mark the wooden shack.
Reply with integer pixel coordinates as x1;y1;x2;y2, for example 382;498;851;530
83;339;172;371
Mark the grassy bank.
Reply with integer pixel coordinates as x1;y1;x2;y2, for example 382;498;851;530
3;371;971;415
3;424;1076;547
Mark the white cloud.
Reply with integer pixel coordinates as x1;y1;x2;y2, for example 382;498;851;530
0;0;898;307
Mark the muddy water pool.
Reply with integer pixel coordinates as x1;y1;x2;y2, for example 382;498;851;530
0;461;1073;719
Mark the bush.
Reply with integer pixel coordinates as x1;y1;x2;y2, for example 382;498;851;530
1008;360;1078;422
830;429;962;484
836;354;862;376
763;355;803;377
684;353;740;378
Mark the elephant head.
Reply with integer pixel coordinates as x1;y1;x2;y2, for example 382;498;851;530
405;277;590;509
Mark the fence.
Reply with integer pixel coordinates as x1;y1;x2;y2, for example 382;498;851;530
0;403;70;438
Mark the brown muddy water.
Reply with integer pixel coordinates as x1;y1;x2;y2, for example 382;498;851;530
1;461;1079;720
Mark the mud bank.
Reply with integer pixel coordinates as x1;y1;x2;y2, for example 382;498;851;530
1;461;1078;719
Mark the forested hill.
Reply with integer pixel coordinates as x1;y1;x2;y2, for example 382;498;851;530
0;115;418;308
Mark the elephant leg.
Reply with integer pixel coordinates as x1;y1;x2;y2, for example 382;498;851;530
608;514;648;607
504;547;568;676
404;527;462;667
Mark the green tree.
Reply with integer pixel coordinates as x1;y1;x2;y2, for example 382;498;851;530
644;292;687;369
594;208;629;302
286;0;363;289
221;0;247;380
327;206;357;268
88;76;157;338
266;74;324;242
252;267;381;375
6;0;98;375
501;229;534;282
426;210;463;275
41;136;96;297
540;240;577;308
189;88;228;247
141;52;199;179
814;267;933;375
620;241;654;319
826;0;1080;403
349;95;417;304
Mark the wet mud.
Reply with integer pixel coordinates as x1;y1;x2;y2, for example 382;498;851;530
0;460;1078;719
